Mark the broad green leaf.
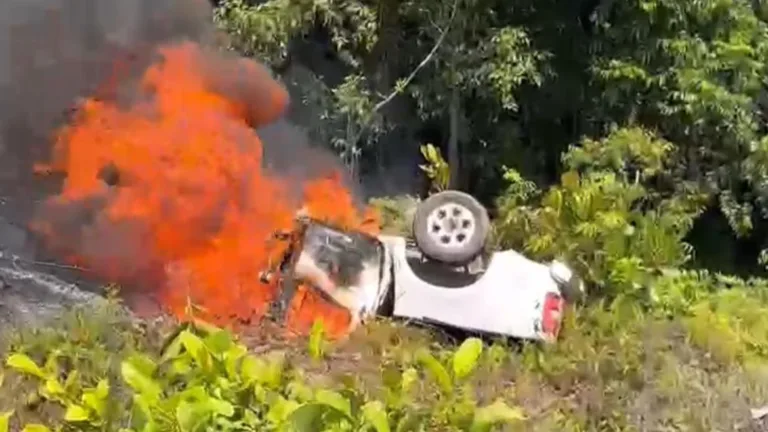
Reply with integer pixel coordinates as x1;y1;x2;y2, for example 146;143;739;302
6;354;46;379
415;349;452;394
178;385;207;401
131;393;153;425
244;351;287;389
254;384;269;405
470;400;525;432
160;331;185;363
452;338;484;379
95;379;110;399
264;351;287;388
424;144;439;162
240;355;267;384
206;398;235;417
285;403;326;430
286;380;314;402
175;386;234;421
361;401;390;432
21;425;51;432
170;358;193;376
561;171;580;190
42;353;60;378
124;353;158;376
179;330;211;368
314;389;352;417
64;370;80;392
64;404;90;422
82;392;106;418
265;395;299;424
43;379;65;396
82;381;109;418
121;358;162;400
0;411;13;432
286;403;351;430
192;317;222;335
308;320;326;360
176;401;209;432
203;330;234;355
223;343;247;379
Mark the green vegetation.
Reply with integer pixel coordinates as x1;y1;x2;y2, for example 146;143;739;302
5;0;768;430
0;304;525;431
4;280;768;430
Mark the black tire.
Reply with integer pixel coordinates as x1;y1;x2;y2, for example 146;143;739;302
412;190;490;265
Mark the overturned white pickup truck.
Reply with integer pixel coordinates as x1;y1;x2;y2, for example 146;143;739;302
261;190;585;343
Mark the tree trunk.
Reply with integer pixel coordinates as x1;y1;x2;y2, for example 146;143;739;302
448;85;461;189
365;0;401;172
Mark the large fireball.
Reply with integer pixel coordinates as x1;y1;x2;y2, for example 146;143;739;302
31;42;378;339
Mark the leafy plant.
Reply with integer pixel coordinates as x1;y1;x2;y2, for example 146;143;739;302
419;143;451;193
495;127;707;299
1;317;524;432
367;195;420;236
308;320;327;361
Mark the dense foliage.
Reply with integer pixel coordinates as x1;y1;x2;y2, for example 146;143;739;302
0;313;523;431
4;280;768;430
215;0;768;272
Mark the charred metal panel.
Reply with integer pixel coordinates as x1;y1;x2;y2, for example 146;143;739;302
300;223;382;288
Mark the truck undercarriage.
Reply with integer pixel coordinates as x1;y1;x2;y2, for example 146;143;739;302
259;190;584;342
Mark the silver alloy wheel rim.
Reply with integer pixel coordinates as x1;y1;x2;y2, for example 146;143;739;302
425;203;476;248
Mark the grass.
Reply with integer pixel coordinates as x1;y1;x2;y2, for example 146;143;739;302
2;292;768;431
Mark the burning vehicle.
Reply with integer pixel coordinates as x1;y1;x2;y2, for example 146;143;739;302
260;190;585;343
0;5;581;342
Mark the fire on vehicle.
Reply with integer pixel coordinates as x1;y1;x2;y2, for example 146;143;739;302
31;42;582;342
259;189;586;343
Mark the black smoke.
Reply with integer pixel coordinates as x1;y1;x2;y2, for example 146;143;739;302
0;0;357;252
0;0;216;215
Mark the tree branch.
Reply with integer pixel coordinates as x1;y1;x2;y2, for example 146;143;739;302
346;0;461;151
370;0;460;115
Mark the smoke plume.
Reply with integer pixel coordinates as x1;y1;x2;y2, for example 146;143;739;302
0;0;205;207
0;0;356;241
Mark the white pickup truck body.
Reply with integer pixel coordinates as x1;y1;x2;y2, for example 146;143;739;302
292;222;582;343
281;202;584;342
376;235;568;342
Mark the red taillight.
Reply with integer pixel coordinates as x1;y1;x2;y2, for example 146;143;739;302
542;292;564;340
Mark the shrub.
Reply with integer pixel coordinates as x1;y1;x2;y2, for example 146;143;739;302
0;317;524;432
367;195;419;236
494;127;707;300
485;127;768;429
4;287;768;431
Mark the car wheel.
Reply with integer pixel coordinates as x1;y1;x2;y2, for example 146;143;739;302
412;190;490;265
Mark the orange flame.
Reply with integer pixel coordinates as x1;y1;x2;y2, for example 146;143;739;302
31;42;379;339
